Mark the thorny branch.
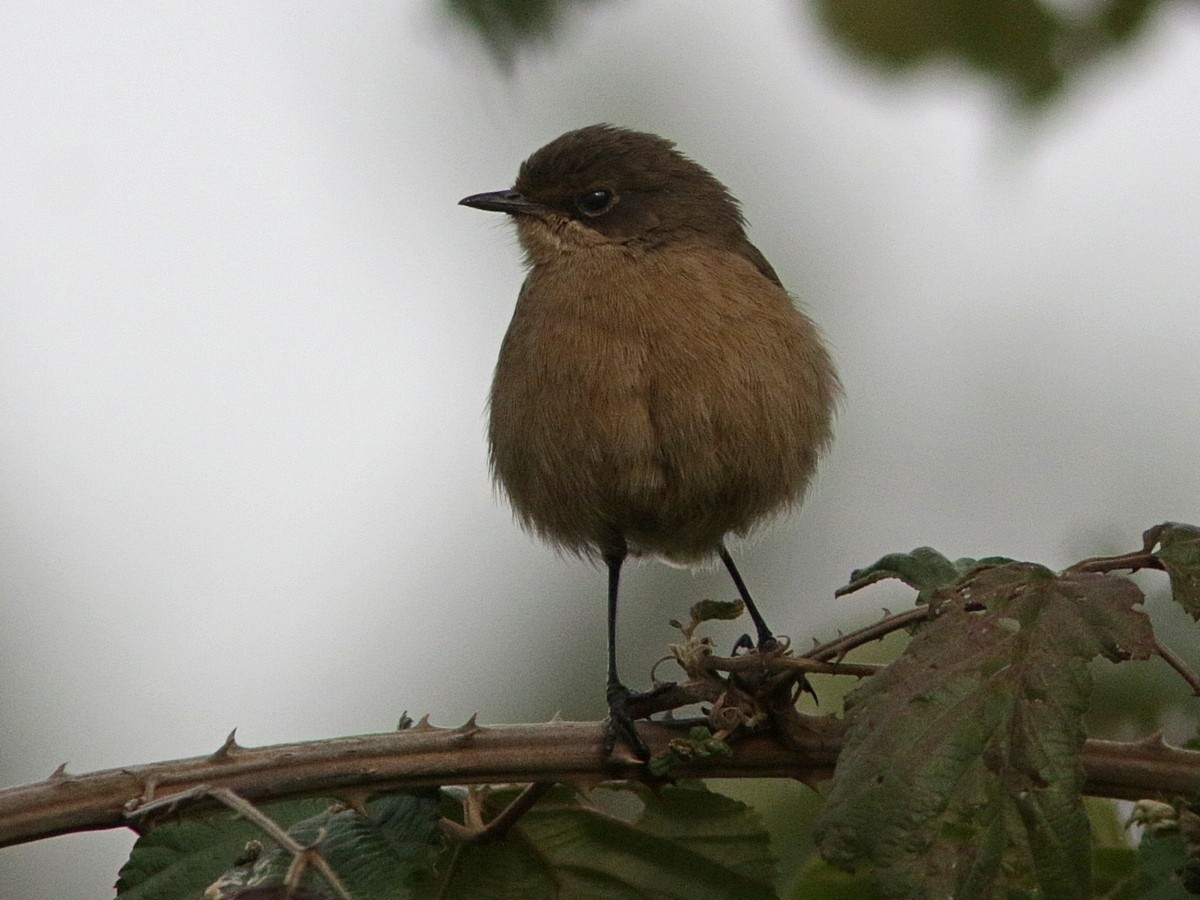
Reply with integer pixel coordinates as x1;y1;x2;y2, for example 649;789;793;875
4;591;1199;851
803;605;934;663
1066;549;1166;576
3;547;1199;852
2;718;1198;850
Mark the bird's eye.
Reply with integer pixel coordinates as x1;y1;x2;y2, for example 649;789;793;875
574;189;616;217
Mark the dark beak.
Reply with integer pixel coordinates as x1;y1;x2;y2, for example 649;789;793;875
459;190;540;215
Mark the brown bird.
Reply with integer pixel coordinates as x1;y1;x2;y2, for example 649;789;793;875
460;124;839;758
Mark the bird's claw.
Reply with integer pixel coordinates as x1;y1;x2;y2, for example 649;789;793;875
604;682;651;760
603;681;677;761
731;631;779;656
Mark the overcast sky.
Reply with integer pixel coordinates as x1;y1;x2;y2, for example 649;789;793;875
3;1;1199;895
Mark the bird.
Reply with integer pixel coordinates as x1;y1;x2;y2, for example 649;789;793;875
460;124;840;759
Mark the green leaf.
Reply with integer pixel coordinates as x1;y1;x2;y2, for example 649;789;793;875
1143;521;1200;619
814;564;1155;899
811;0;1132;105
836;547;1012;603
212;790;443;900
789;856;873;898
420;782;778;899
1127;830;1200;899
115;799;332;898
673;598;747;638
690;598;748;624
444;0;560;64
1090;846;1139;899
648;726;733;777
836;547;957;597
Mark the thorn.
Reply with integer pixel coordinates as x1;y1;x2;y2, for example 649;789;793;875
450;714;483;745
48;763;69;781
209;729;241;762
414;713;436;731
549;710;564;723
881;608;891;617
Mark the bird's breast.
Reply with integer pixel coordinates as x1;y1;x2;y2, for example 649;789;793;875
490;254;667;497
487;245;838;561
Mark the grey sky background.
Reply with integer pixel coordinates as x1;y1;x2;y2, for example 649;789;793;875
2;1;1199;895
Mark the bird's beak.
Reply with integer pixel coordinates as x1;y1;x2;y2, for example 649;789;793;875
459;190;540;215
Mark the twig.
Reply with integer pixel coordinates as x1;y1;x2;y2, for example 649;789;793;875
1066;549;1165;575
1154;637;1200;697
803;606;933;663
709;654;881;679
440;782;555;843
129;785;352;900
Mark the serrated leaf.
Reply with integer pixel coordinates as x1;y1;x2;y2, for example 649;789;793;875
628;782;775;882
1143;522;1200;619
421;782;778;899
836;548;1011;602
814;564;1154;899
215;790;443;900
115;799;331;898
837;547;957;596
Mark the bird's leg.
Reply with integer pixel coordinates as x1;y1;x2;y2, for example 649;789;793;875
719;545;777;651
602;546;655;761
720;546;817;711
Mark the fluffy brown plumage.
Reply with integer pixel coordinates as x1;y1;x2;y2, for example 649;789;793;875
461;124;840;757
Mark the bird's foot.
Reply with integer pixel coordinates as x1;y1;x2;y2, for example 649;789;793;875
731;631;780;656
730;631;815;701
602;681;675;761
